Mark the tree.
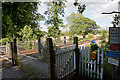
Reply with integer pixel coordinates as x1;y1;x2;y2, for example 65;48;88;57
17;25;33;41
100;29;108;48
111;1;120;26
44;0;66;39
61;31;69;36
73;0;86;14
66;12;98;38
17;25;44;41
2;2;44;38
111;14;120;26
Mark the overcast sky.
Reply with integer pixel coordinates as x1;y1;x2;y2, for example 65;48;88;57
38;0;119;32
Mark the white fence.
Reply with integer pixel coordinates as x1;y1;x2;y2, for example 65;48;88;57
79;46;103;80
54;45;103;79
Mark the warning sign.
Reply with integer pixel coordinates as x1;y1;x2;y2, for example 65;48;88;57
109;27;120;44
92;52;96;60
107;57;119;66
109;27;120;50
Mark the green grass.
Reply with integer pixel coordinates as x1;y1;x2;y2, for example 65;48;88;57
18;61;40;78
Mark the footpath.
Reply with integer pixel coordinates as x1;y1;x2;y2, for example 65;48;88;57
18;54;50;78
0;55;25;79
0;54;50;79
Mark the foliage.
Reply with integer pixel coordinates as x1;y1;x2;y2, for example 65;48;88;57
73;0;86;14
33;28;45;39
67;12;98;38
17;25;44;41
2;2;44;38
17;25;33;40
54;37;63;46
111;1;120;27
87;33;94;39
111;14;120;26
90;43;99;52
18;63;40;78
61;31;69;36
0;38;11;45
47;26;61;38
119;1;120;5
100;29;108;48
44;0;66;39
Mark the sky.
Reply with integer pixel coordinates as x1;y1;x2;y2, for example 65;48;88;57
37;0;119;32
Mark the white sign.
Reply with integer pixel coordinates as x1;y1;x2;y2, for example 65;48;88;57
107;57;119;66
109;27;120;43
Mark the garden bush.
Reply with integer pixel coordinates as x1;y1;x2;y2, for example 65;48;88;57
0;38;11;45
90;43;99;52
87;33;94;39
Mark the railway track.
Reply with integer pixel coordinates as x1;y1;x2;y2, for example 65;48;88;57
18;38;99;55
57;38;99;47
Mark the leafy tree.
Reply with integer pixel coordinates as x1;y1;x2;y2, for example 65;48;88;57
17;25;44;41
2;2;44;38
111;1;120;26
100;29;108;48
17;25;33;41
90;43;99;52
111;14;120;26
47;26;61;38
61;31;69;36
73;0;86;14
66;12;98;38
33;28;45;39
44;0;66;39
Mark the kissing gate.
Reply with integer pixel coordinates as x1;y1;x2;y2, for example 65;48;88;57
48;37;103;79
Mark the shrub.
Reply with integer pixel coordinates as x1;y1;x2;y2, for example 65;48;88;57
0;38;11;45
87;33;94;39
90;43;99;52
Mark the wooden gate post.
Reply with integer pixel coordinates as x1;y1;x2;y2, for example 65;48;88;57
10;42;15;66
74;37;79;76
47;38;57;79
13;38;18;66
38;37;41;55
